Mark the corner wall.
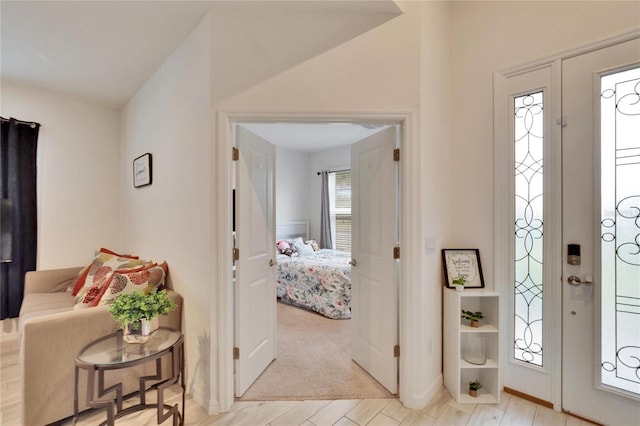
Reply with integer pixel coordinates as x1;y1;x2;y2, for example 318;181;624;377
0;83;121;269
120;15;213;408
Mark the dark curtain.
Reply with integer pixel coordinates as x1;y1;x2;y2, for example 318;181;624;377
319;171;333;250
1;117;40;319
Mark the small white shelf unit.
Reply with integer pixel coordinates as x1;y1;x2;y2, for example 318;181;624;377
443;288;500;404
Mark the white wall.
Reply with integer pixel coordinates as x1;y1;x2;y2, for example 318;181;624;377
275;146;310;226
0;82;121;269
449;1;640;286
307;145;350;241
120;16;213;408
419;0;452;403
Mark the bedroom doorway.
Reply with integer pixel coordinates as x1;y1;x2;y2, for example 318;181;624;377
233;119;401;400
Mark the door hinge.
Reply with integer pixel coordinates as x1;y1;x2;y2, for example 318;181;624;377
232;147;239;161
394;344;400;357
393;148;400;162
233;347;240;360
393;246;400;260
556;115;567;128
233;248;240;261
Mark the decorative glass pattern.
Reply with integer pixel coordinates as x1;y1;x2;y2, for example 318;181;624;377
514;92;544;367
600;67;640;396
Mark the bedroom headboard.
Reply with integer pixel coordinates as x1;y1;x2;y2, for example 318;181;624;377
276;220;309;241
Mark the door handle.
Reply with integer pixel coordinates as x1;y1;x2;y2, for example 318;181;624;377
269;259;275;267
349;259;357;267
567;275;593;286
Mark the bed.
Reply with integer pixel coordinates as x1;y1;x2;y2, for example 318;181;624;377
275;221;352;319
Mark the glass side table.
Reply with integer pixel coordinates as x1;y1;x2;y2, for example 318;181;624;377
74;327;184;425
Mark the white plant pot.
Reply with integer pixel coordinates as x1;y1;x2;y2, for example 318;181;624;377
455;285;464;293
123;317;158;344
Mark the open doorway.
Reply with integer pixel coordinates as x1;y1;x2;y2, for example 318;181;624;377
232;121;400;400
216;112;419;413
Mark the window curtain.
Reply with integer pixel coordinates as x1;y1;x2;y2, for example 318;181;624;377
1;117;40;319
319;171;333;250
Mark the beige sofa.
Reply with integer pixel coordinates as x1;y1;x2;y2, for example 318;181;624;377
18;266;182;425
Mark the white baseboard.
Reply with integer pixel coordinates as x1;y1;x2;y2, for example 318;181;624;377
207;399;220;415
402;374;443;409
188;391;220;416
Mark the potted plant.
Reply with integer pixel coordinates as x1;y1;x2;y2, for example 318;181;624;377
108;289;176;343
461;309;484;327
452;276;466;292
468;380;482;397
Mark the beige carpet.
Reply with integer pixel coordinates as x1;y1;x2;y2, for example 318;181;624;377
237;302;394;401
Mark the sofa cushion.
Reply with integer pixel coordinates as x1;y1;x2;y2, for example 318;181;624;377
18;292;74;334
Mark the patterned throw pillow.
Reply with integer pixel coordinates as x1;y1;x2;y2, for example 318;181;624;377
71;248;141;296
72;249;150;309
97;262;168;306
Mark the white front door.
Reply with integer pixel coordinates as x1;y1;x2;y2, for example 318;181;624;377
234;126;276;397
351;126;399;394
561;38;640;424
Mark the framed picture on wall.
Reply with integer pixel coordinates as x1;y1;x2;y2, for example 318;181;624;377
133;153;152;188
441;248;485;288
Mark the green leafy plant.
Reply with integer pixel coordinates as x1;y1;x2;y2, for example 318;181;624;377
461;310;484;321
108;289;176;330
469;380;483;391
452;276;466;286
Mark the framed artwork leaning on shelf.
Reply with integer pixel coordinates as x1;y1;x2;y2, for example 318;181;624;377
442;248;485;289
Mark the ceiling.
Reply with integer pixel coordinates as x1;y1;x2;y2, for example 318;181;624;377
1;1;402;109
241;122;390;153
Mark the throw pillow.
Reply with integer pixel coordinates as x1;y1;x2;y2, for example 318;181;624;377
70;248;141;296
295;242;315;257
305;240;320;251
97;262;168;306
276;240;290;253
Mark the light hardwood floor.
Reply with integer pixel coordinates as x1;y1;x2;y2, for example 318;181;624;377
63;387;596;426
1;318;595;426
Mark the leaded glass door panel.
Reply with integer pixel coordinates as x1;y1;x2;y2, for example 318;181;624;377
561;38;640;425
497;63;560;406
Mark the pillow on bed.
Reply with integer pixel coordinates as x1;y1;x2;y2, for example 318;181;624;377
276;240;291;253
305;240;320;251
289;237;304;247
295;241;315;257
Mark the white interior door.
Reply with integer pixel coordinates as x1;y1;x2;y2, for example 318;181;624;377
351;126;398;394
234;126;276;397
561;38;640;424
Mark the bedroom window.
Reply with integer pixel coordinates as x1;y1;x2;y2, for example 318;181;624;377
329;170;352;252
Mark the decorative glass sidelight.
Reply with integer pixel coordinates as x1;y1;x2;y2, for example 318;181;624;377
514;92;544;367
600;67;640;396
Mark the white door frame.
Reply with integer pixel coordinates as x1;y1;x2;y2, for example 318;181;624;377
216;110;421;412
